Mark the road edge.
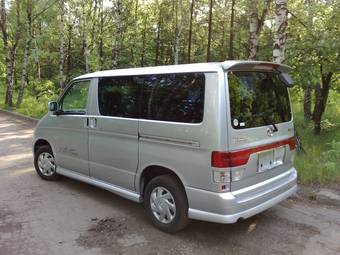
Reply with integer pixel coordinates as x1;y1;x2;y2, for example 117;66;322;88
0;108;39;124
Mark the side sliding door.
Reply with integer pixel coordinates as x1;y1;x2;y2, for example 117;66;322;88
88;76;139;191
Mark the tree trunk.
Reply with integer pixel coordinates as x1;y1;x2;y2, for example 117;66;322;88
312;68;333;134
174;0;183;64
1;0;21;107
228;0;235;59
130;0;138;66
248;0;270;60
303;84;312;122
154;6;161;66
32;30;40;96
81;0;89;72
140;16;147;67
59;0;65;88
66;19;73;83
112;0;122;68
187;0;195;63
206;0;213;62
248;0;258;60
273;0;288;64
17;0;33;107
90;0;98;48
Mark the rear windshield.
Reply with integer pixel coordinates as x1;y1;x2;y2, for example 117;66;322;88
227;71;291;129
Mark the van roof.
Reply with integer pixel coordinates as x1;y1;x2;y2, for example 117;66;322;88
74;60;291;80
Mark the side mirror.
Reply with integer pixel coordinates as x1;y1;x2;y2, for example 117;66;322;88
48;101;58;112
278;73;294;87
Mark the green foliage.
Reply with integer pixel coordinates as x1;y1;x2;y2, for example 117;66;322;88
293;91;340;184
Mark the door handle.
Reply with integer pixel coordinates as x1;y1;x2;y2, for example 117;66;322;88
84;117;89;128
89;118;97;129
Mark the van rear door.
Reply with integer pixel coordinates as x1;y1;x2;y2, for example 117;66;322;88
224;62;296;191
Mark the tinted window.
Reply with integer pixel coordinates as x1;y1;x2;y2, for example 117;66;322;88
140;73;205;123
228;71;291;129
98;77;139;118
61;80;90;114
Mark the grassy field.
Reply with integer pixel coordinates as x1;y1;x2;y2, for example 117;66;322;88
1;86;339;186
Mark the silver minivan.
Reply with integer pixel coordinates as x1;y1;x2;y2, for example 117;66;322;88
33;61;297;232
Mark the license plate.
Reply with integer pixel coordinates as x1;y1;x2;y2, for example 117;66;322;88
258;146;285;172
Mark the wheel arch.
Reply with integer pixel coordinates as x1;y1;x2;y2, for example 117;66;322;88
138;165;187;198
33;138;54;154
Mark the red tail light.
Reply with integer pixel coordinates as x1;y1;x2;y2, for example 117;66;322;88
212;137;297;168
287;136;297;150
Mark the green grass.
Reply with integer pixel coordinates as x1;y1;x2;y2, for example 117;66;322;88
1;85;339;185
0;83;58;119
292;91;340;185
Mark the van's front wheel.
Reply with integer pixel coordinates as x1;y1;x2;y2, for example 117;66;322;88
34;145;60;181
144;175;189;233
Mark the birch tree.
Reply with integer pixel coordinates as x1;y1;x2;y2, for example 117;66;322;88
17;0;33;107
273;0;288;63
0;0;21;107
248;0;271;60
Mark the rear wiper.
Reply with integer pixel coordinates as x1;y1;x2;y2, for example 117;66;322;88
263;115;278;132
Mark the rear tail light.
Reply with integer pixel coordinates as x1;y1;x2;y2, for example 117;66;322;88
211;151;249;168
211;137;297;168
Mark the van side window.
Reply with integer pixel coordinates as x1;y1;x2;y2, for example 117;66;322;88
60;80;90;114
98;77;139;118
140;73;205;123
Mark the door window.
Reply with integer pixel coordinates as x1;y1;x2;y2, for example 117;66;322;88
98;76;139;118
60;80;90;114
140;73;205;123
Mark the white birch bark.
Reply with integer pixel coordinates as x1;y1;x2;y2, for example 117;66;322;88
248;0;271;60
273;0;288;64
248;0;259;60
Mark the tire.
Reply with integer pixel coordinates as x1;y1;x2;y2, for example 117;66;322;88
34;145;60;181
144;175;189;233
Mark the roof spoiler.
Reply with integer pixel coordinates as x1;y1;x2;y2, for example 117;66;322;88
222;61;294;87
221;61;291;73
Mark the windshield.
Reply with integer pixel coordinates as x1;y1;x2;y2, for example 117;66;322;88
227;71;291;129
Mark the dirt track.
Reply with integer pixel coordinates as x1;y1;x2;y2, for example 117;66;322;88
0;111;340;255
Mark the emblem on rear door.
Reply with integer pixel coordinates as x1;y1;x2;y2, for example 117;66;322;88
267;127;274;137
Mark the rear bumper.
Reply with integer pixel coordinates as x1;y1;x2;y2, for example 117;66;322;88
186;167;297;224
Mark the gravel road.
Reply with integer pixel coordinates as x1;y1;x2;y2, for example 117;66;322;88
0;111;340;255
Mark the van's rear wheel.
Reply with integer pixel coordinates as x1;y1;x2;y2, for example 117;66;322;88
144;175;189;233
34;145;60;181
